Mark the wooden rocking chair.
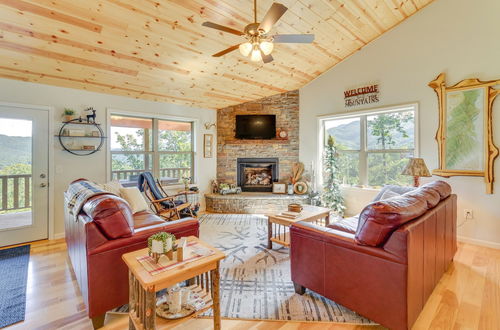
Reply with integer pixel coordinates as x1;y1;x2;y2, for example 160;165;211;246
138;172;195;221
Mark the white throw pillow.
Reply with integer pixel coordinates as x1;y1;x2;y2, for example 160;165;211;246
102;180;123;197
120;187;149;214
379;189;400;200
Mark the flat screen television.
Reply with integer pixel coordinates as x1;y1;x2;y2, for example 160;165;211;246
235;115;276;139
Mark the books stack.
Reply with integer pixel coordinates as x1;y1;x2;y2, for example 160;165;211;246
278;211;301;219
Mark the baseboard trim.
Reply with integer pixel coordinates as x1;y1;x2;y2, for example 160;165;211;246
54;232;65;240
458;235;500;250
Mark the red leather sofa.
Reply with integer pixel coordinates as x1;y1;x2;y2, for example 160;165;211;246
64;192;199;327
290;181;457;330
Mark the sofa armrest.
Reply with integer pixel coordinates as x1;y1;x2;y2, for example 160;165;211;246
291;221;405;264
88;218;199;255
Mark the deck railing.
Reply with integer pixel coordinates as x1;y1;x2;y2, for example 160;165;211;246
0;174;31;212
111;168;191;183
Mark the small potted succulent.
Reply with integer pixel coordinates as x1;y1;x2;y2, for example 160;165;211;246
148;232;176;263
62;108;76;122
181;175;191;191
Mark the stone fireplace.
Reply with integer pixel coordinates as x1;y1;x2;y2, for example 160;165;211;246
237;158;278;192
216;90;299;187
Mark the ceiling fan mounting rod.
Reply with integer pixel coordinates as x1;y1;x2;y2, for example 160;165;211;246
254;0;257;23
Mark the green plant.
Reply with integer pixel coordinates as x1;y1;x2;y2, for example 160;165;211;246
147;232;176;253
62;108;75;116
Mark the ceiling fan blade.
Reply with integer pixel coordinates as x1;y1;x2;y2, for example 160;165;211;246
258;3;288;33
260;50;274;64
273;34;315;43
212;44;240;57
202;22;244;36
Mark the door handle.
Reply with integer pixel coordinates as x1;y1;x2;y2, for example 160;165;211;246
40;183;48;188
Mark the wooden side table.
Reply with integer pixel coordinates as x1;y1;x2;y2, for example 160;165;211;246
122;236;225;329
267;205;331;249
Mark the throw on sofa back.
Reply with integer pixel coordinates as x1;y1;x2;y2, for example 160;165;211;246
355;181;452;247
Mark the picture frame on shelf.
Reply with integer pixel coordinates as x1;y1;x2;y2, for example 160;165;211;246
204;134;213;158
272;182;287;194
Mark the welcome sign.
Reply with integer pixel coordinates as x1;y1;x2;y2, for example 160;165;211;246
344;84;380;107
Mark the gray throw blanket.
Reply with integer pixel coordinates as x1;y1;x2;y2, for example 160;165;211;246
66;180;110;220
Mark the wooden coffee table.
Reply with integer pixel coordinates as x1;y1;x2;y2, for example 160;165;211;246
267;205;331;249
122;236;225;330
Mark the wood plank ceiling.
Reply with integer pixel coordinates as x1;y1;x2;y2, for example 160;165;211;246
0;0;434;109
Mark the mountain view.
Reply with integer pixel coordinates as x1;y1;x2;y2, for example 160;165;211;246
0;135;31;172
327;119;414;150
325;112;415;187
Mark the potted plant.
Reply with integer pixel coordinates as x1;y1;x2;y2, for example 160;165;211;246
148;232;176;263
62;108;76;122
181;175;191;191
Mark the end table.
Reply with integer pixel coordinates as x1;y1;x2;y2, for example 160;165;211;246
122;236;225;329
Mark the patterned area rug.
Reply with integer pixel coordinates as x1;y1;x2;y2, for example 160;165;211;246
199;213;374;324
0;245;30;328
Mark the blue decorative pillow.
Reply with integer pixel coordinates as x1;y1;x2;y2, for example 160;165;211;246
371;185;415;202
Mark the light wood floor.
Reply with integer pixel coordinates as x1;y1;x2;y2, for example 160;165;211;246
2;239;499;329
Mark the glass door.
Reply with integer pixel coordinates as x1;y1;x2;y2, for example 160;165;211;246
0;104;49;247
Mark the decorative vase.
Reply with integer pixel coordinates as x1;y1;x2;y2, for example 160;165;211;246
288;185;294;195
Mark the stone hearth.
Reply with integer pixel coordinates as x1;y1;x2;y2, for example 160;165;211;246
205;192;308;214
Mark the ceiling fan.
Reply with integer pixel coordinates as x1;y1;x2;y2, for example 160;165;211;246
202;1;315;63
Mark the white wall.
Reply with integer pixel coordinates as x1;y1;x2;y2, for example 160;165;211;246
0;78;217;237
300;0;500;247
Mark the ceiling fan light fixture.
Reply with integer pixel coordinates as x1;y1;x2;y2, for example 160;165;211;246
259;40;274;55
250;44;262;62
239;42;252;56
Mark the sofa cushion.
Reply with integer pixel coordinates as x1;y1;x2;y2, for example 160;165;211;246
328;216;359;234
355;181;452;247
355;194;428;247
133;211;165;230
83;194;134;239
404;186;440;209
421;180;451;200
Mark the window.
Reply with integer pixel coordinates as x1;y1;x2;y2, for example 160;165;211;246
110;115;194;186
320;104;417;187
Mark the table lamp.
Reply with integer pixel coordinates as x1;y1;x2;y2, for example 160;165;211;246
401;157;431;187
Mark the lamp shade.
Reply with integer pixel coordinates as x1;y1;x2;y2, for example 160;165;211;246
401;158;431;177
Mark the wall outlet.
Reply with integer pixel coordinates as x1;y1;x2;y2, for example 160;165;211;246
464;209;474;220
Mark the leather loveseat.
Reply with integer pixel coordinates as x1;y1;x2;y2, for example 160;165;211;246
64;191;199;328
290;181;456;330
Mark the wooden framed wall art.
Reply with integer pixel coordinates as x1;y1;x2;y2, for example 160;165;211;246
429;73;500;193
204;134;213;158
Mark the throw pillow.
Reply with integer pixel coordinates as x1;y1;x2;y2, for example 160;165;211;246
102;180;123;197
379;189;400;200
371;184;415;202
120;187;149;214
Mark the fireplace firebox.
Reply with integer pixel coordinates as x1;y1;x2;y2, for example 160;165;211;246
237;158;279;192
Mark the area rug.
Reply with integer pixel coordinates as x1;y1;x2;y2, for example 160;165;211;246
0;245;30;328
198;213;374;324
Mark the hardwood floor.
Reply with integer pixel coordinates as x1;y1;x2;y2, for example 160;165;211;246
3;239;499;329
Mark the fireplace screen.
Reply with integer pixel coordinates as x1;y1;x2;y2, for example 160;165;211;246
244;166;273;187
237;157;279;192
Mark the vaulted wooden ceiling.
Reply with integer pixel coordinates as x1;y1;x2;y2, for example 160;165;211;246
0;0;434;109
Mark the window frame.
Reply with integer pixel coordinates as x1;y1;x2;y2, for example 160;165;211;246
317;103;419;188
106;109;197;187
